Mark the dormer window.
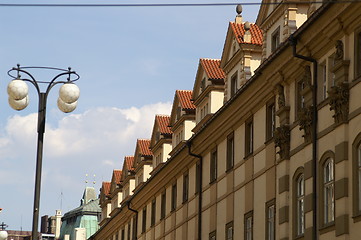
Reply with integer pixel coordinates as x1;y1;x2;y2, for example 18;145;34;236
230;72;238;97
176;106;182;120
201;77;206;91
155;131;161;142
271;27;280;52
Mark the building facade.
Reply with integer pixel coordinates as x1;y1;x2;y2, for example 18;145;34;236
92;1;361;240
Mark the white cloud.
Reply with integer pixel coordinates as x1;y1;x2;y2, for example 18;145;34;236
0;101;171;222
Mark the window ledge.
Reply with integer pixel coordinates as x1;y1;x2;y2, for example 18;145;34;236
352;212;361;223
319;222;335;234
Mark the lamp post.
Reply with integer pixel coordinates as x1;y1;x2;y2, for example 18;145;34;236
7;65;80;240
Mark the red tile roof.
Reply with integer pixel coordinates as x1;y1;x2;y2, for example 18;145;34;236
113;170;122;184
230;22;263;45
137;139;153;157
125;156;135;171
156;115;172;135
176;90;196;110
200;58;225;80
102;181;111;196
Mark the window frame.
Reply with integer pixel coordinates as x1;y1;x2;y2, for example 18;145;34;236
183;172;189;203
195;162;201;194
161;192;166;220
142;207;147;234
271;26;280;52
171;183;177;212
230;72;238;97
265;199;275;240
151;199;156;227
210;147;218;183
209;230;216;240
226;132;234;171
355;27;361;79
353;134;361;219
225;221;233;240
318;151;335;228
266;100;276;141
245;117;254;157
244;211;253;240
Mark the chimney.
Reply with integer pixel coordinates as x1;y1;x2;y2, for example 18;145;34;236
244;21;252;43
235;4;243;24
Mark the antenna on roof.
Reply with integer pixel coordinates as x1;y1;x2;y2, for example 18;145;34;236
235;4;242;23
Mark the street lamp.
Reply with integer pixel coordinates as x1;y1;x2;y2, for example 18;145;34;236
7;65;80;240
0;222;8;240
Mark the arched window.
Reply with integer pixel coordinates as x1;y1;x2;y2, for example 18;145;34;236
323;158;335;224
296;174;305;236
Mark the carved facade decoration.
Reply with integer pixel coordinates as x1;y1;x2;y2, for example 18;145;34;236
329;39;350;124
329;82;349;124
298;106;313;142
274;124;290;160
277;84;286;109
334;40;344;63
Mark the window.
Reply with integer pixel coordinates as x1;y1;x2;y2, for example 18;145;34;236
355;29;361;78
201;77;206;91
296;80;305;115
266;200;275;240
196;162;201;194
230;73;238;97
225;221;233;240
132;216;137;240
296;174;305;236
358;146;361;211
142;207;147;233
183;173;189;203
210;147;218;183
151;200;156;227
353;134;361;217
266;101;275;141
171;184;177;211
323;158;335;224
271;27;280;52
176;106;182;120
209;230;216;240
226;133;234;171
245;118;254;156
127;222;131;240
121;229;125;240
161;192;166;219
244;212;253;240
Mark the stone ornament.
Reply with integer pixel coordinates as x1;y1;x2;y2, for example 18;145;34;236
298;106;313;142
274;124;290;160
329;82;349;123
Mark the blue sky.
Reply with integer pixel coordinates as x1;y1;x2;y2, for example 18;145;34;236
0;0;260;231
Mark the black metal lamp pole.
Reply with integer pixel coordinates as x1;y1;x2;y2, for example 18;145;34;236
7;65;80;240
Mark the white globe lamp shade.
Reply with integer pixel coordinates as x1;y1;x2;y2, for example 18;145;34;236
8;95;29;111
59;83;80;104
0;230;8;240
57;98;77;113
7;79;29;100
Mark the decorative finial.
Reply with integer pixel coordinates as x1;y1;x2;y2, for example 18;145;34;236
236;4;242;15
244;21;251;31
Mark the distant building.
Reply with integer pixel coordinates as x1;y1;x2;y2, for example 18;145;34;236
59;187;101;240
41;210;62;240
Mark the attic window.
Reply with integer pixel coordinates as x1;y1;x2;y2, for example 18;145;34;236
271;27;280;52
176;106;182;120
201;77;206;91
155;131;161;142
